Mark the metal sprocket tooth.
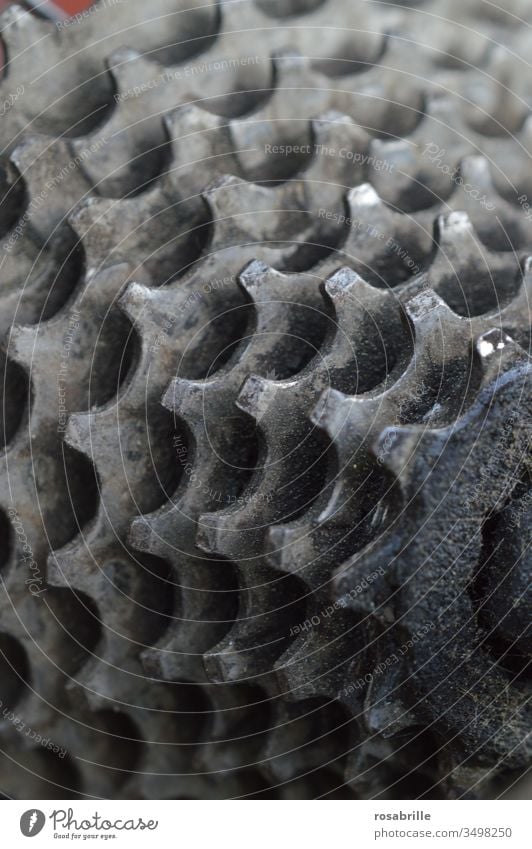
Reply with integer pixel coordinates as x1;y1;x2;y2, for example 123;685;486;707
260;288;530;794
369;141;532;252
0;261;158;795
0;1;220;144
1;261;133;575
333;333;531;794
1;0;382;154
68;100;367;286
229;51;422;184
99;176;333;685
143;205;524;696
266;288;493;706
134;260;332;686
0;4;113;143
401;210;524;321
43;159;350;791
2;0;531;164
0;98;363;343
312;277;532;531
0;576;145;798
196;264;406;686
0;136;87;339
377;93;532;201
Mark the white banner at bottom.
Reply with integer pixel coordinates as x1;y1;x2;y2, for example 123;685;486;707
3;800;530;848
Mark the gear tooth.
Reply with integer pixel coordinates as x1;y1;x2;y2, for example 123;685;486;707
68;197;108;239
6;324;37;368
8;133;91;237
346;183;382;211
165;102;222;139
370;137;410;164
265;524;309;574
204;173;315;248
204;173;247;206
265;519;330;596
369;137;405;162
117;281;153;324
310;387;348;435
166;106;235;190
0;3;48;49
227;52;320;180
203;637;253;685
424;208;522;317
340;185;434;287
333;533;399;619
368;133;453;211
0;3;25;25
9;133;51;172
161;378;178;413
105;47;152;95
316;482;348;524
196;506;255;563
108;46;143;66
322;265;397;344
141;633;208;685
323;266;369;300
475;328;529;380
71;172;209;280
140;636;207;685
306;112;369;207
274;637;312;697
47;538;94;591
196;513;224;556
437;210;475;246
64;412;94;458
371;424;422;484
202;175;256;238
127;514;157;555
459;155;494;191
275;618;356;703
273;49;309;74
68;662;109;712
46;550;69;589
421;92;468;139
162;376;206;415
238;259;279;296
311;110;367;142
365;663;417;738
404;287;448;319
236;374;279;419
403;288;455;326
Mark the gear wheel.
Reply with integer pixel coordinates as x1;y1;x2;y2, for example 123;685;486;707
0;0;530;800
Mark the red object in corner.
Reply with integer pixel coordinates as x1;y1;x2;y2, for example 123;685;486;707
0;0;95;15
52;0;95;13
